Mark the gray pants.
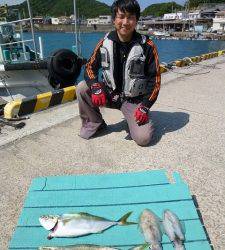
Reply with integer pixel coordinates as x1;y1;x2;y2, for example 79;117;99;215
76;81;153;146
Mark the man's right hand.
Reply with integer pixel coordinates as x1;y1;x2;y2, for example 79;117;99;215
91;83;106;107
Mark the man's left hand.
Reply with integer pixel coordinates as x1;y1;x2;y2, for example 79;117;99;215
134;105;149;125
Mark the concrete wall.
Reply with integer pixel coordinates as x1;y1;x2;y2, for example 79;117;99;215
34;24;114;33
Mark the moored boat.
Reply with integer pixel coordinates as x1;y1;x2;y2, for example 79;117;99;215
0;1;84;103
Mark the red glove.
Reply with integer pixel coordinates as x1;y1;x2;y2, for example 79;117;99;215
91;83;106;107
134;105;149;125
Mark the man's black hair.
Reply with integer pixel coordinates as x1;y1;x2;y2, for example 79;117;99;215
111;0;141;21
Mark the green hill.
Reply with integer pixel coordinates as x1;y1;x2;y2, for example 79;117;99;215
186;0;225;9
10;0;111;19
8;0;225;20
142;2;184;17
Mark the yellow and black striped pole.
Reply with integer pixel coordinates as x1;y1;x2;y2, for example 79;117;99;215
4;86;76;119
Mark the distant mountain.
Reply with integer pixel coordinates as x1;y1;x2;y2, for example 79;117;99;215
142;2;184;17
9;0;111;18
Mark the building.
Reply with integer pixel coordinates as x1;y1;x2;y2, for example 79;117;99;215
139;15;154;21
87;18;99;26
69;15;86;25
51;18;59;25
98;15;112;25
33;16;44;24
212;11;225;32
163;11;188;20
138;16;154;30
199;3;225;11
43;17;52;24
58;16;71;25
200;8;218;19
188;11;201;20
87;15;112;26
51;16;71;25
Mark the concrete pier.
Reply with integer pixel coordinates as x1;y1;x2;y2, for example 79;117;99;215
0;55;225;249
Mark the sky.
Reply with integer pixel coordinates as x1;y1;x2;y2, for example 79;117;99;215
2;0;185;10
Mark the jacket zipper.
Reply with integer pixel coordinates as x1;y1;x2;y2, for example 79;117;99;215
122;52;127;92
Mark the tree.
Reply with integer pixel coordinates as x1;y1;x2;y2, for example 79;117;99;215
142;2;184;17
185;0;225;9
9;0;111;19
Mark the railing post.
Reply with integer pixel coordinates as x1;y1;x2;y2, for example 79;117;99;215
26;0;38;60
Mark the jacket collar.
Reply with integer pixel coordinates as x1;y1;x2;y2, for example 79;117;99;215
107;30;143;45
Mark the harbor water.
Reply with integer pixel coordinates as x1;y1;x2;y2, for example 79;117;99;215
25;31;225;63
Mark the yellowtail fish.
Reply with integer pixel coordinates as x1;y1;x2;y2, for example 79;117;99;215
38;245;119;250
162;210;185;250
39;212;135;239
139;209;163;250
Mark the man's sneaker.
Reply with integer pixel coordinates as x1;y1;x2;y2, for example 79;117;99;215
79;121;107;139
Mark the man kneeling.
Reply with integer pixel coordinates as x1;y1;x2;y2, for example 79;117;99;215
77;0;161;146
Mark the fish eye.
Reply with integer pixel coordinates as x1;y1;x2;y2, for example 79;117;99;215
42;215;50;219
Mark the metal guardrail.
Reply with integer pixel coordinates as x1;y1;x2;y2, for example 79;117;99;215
0;0;38;61
0;39;33;47
0;18;31;25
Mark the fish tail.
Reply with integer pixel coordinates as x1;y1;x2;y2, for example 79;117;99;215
118;211;137;225
174;241;185;250
151;244;162;250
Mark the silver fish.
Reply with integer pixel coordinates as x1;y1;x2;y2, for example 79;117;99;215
39;211;134;239
38;245;119;250
162;210;185;250
139;209;163;250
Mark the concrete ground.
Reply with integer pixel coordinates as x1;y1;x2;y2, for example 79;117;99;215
0;56;225;249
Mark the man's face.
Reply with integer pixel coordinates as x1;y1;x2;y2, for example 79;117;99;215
113;8;137;40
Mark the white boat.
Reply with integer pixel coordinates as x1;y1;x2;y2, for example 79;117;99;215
0;0;84;103
153;31;170;37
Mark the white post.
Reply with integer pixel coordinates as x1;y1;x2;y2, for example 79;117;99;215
26;0;38;60
38;36;44;59
18;11;27;60
73;0;78;54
